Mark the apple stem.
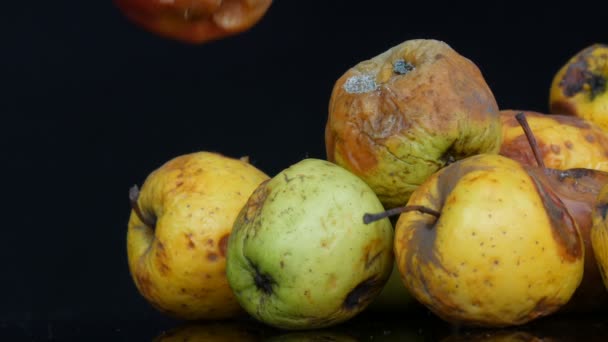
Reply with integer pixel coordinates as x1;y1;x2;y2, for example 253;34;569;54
129;185;156;228
515;112;545;169
363;205;440;224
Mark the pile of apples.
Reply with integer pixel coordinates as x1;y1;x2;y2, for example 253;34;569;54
126;39;608;330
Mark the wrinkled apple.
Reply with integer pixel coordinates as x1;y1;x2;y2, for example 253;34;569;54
325;39;501;208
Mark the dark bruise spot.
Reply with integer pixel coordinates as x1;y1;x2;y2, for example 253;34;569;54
558;168;593;181
218;234;229;257
560;46;608;100
207;253;219;261
280;260;285;268
586;134;596;143
248;259;274;295
186;233;195;249
525;167;582;260
598;202;608;220
343;277;380;310
550;144;561;154
565;141;574;149
393;59;415;75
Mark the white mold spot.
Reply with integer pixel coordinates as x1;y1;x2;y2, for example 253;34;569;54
344;74;378;94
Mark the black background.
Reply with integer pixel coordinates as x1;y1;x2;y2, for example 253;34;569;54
4;0;608;336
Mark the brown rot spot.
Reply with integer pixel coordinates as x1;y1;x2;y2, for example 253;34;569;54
586;134;596;143
207;253;219;262
218;234;229;257
343;277;380;310
550;144;561;154
206;239;214;246
176;181;184;188
560;46;608;100
565;141;574;149
186;233;195;249
243;180;271;223
158;262;170;276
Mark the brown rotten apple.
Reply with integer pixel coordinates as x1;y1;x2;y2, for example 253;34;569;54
114;0;273;44
500;109;608;172
325;39;502;208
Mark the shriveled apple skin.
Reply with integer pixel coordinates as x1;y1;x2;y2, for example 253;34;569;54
226;159;394;330
500;109;608;172
394;154;584;327
127;151;269;320
114;0;272;44
549;44;608;131
591;184;608;291
325;39;501;208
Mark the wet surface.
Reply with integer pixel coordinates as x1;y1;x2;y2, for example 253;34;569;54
5;310;608;341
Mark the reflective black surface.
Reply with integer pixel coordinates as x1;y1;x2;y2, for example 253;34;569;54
4;310;608;341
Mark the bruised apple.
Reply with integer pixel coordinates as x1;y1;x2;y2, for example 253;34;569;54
388;153;584;326
549;44;608;131
325;39;501;208
127;151;269;320
114;0;273;44
500;109;608;172
502;111;608;312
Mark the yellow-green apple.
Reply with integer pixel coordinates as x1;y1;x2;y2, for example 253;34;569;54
549;44;608;131
114;0;273;44
127;151;269;320
325;38;502;208
390;153;584;326
500;109;608;172
225;159;394;330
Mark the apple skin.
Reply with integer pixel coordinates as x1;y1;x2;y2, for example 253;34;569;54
591;184;608;292
325;39;501;209
500;109;608;313
499;109;608;172
114;0;273;44
525;167;608;313
549;44;608;131
127;151;269;320
394;154;584;327
226;159;394;330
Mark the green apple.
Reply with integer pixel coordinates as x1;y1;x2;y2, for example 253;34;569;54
225;158;394;330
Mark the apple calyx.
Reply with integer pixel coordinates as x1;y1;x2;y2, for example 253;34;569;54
129;185;157;229
514;112;545;168
363;205;440;224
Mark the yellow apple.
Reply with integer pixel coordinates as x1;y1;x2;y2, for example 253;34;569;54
127;151;269;320
393;154;584;327
549;44;608;131
500;109;608;172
